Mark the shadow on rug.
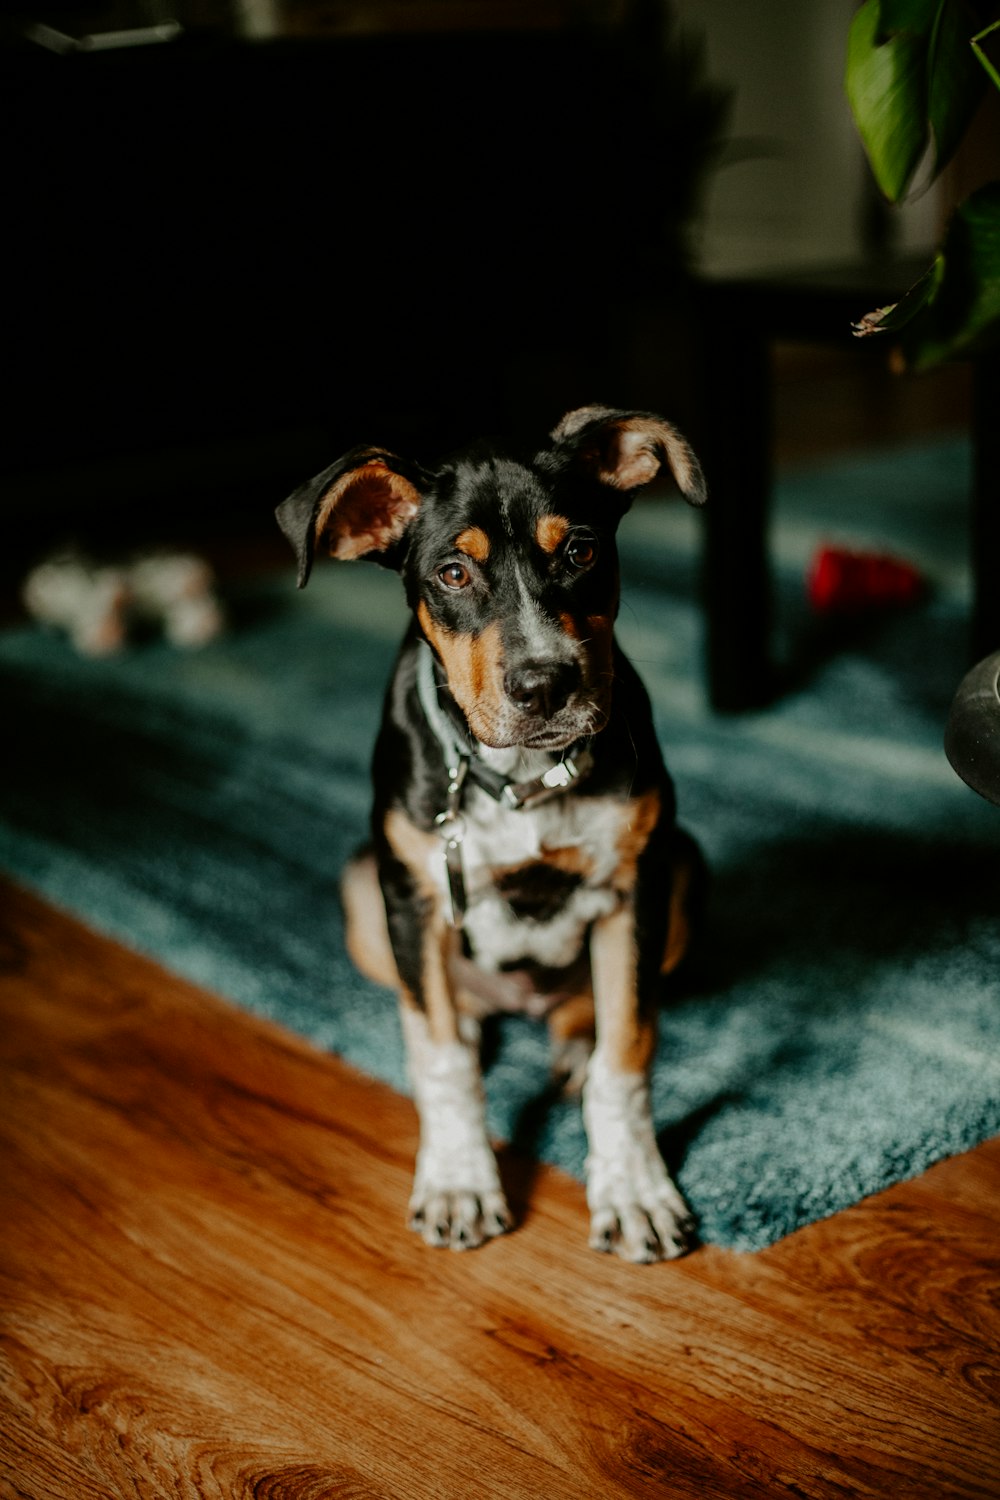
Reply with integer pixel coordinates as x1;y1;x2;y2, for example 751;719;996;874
2;438;997;1250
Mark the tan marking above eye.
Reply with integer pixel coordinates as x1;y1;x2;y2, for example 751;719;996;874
454;526;490;563
536;514;571;554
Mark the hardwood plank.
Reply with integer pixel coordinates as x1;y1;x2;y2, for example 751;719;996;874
1;879;998;1499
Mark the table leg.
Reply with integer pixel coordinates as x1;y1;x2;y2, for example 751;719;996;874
701;304;774;711
971;352;1000;662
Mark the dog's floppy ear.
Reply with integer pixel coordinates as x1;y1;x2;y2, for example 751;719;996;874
550;405;706;507
275;447;428;588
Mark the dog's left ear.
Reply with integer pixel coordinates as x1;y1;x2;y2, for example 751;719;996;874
549;406;707;507
276;447;429;588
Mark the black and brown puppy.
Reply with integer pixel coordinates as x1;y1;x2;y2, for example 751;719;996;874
276;405;706;1262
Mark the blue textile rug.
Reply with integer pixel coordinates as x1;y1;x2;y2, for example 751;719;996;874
2;437;998;1251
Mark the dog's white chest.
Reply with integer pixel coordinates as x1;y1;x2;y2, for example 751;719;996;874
448;752;628;972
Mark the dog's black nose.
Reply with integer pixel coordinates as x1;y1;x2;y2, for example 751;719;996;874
504;659;578;718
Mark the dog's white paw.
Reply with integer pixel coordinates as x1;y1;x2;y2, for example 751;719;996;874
408;1180;513;1250
403;1016;512;1250
583;1053;695;1263
587;1183;694;1263
407;1120;513;1251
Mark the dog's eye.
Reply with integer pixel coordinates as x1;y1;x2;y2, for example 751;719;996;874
566;536;599;571
438;562;471;590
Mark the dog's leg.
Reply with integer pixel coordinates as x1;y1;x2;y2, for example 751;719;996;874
547;991;596;1095
341;847;399;990
381;812;511;1250
583;896;694;1262
400;998;512;1250
660;827;705;979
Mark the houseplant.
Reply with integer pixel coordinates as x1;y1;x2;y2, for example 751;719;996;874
846;0;999;367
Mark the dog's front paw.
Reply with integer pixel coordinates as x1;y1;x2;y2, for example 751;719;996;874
403;1025;514;1250
408;1181;513;1251
587;1180;695;1263
583;1055;695;1263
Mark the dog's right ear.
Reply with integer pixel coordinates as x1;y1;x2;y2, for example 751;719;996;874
548;405;707;508
275;447;429;588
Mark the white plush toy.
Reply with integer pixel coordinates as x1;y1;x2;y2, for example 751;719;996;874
23;551;226;655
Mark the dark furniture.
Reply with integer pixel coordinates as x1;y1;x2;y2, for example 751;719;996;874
696;264;997;711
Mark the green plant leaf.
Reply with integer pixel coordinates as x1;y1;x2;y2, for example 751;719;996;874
846;0;989;197
971;16;1000;92
926;0;988;174
853;182;1000;366
846;0;930;201
880;0;940;32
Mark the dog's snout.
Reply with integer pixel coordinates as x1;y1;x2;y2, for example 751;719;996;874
504;659;579;718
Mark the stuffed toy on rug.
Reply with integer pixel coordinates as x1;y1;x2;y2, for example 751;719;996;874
22;550;226;656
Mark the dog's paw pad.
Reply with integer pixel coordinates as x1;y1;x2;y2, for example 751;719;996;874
408;1188;512;1250
588;1198;694;1263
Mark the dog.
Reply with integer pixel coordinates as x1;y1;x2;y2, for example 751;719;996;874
276;405;707;1262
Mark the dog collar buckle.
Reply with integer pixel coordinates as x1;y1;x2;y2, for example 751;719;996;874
502;748;595;810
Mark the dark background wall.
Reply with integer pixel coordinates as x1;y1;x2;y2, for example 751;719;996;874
3;10;726;573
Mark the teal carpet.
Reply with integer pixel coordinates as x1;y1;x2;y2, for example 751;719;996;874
2;437;998;1251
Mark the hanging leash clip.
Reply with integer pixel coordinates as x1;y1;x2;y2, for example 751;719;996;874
434;757;469;927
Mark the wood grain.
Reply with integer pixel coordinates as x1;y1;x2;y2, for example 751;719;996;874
1;879;998;1499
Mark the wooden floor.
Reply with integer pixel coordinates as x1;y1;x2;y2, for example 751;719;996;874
2;881;999;1499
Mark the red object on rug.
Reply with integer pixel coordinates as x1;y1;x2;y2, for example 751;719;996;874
807;545;925;616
